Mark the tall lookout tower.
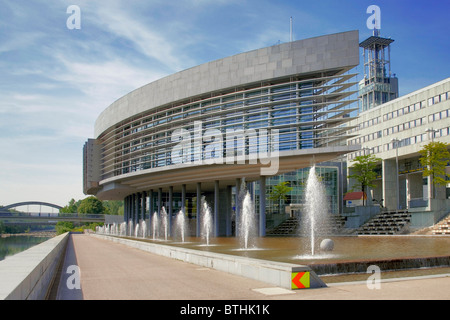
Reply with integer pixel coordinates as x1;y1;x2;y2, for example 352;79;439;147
358;29;398;112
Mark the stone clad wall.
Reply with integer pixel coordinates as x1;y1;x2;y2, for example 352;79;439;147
0;232;69;300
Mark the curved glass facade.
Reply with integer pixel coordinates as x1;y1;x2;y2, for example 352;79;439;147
98;73;356;181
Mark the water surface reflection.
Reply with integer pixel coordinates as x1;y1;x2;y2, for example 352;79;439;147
137;235;450;265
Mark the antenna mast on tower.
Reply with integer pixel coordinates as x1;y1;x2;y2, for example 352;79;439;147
290;17;293;42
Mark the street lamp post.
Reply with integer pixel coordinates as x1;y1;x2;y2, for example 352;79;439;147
425;128;438;199
426;127;438;142
362;147;370;206
391;138;400;211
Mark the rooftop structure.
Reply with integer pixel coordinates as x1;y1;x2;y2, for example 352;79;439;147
358;29;398;112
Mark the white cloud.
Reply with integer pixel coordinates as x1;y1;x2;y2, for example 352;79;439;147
0;32;47;54
81;1;196;72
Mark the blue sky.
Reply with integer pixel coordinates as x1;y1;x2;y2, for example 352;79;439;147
0;0;449;207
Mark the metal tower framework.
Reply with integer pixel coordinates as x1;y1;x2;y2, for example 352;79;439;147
358;29;398;111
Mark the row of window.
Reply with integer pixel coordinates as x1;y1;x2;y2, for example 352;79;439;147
116;83;324;138
350;90;449;136
349;106;450;147
348;126;450;160
428;91;449;106
348;88;449;146
354;116;382;132
383;100;425;121
99;75;356;179
120;107;332;154
348;130;382;145
428;108;450;123
118;126;341;174
383;117;426;136
349;116;426;145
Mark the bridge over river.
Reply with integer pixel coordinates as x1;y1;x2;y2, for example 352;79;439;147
0;201;122;225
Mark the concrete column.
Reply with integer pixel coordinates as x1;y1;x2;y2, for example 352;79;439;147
124;196;128;224
130;195;134;234
131;193;136;226
399;177;407;210
214;180;219;236
235;178;241;237
406;175;411;209
135;193;140;226
123;196;126;222
127;195;132;236
138;192;142;230
141;191;146;220
382;159;397;211
169;186;173;237
196;182;201;237
149;190;154;214
158;188;162;216
426;175;433;210
259;176;266;237
181;184;186;214
142;191;147;236
148;190;153;234
247;181;253;198
128;195;131;225
226;186;232;236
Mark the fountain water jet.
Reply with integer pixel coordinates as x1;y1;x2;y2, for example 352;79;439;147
110;223;117;235
239;191;257;249
128;219;133;237
201;197;213;245
120;222;127;236
161;207;169;240
152;211;159;240
134;223;139;238
303;165;329;256
175;209;188;242
139;219;147;238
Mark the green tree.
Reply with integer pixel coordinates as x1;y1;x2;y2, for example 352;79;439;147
419;142;450;199
60;198;80;213
269;181;293;214
55;221;75;235
348;154;381;206
77;196;105;214
102;200;124;215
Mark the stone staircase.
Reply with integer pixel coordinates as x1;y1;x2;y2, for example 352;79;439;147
357;210;411;235
267;217;299;236
267;215;347;236
431;214;450;235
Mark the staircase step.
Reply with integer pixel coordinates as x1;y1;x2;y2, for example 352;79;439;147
357;211;411;235
267;215;347;236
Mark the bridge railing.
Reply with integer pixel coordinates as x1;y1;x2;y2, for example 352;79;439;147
0;212;105;219
58;213;106;219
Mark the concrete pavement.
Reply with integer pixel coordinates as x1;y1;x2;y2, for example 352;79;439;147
55;234;450;300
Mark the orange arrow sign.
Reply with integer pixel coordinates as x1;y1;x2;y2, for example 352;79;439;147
291;271;310;289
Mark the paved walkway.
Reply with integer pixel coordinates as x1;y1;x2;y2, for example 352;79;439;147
55;234;450;300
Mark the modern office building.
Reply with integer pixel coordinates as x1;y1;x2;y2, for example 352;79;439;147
347;77;450;228
83;30;360;236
